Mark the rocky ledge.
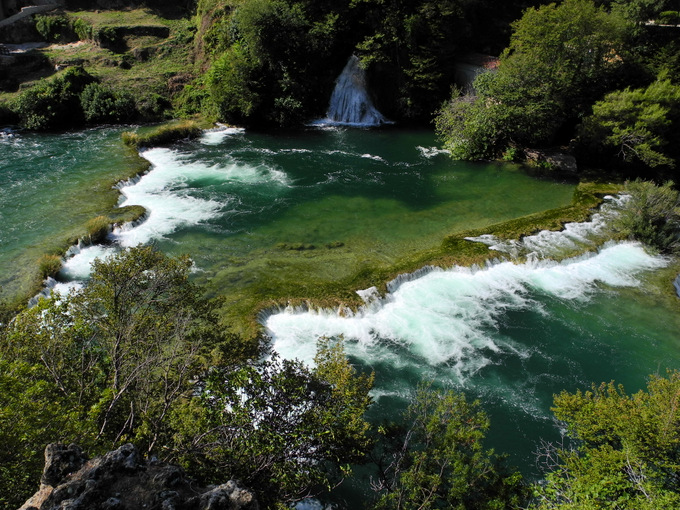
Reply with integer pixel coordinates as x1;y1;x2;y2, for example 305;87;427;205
20;443;259;510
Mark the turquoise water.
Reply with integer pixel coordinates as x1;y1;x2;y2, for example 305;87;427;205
0;128;137;298
2;126;679;500
57;126;576;302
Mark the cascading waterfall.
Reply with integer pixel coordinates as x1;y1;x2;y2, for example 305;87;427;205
325;55;388;126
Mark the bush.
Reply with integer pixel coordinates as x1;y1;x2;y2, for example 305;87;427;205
614;180;680;253
80;83;136;124
15;67;95;130
37;254;62;278
578;79;680;170
84;216;111;244
122;120;202;149
73;18;94;41
35;15;77;43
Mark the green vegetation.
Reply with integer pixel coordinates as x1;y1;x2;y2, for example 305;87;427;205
122;119;204;148
80;82;136;124
36;254;62;278
579;79;680;170
613;180;680;253
434;0;680;178
0;247;374;509
84;215;111;244
14;66;95;130
173;339;374;506
532;371;680;509
436;0;628;160
372;386;528;509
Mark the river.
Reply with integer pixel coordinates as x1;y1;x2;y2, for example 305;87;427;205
2;125;679;500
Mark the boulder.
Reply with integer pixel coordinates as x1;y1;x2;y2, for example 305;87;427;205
20;443;259;510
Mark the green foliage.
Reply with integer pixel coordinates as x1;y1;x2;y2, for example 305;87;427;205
356;0;468;120
15;67;96;130
613;179;680;253
171;338;374;507
73;17;94;40
436;0;629;160
532;370;680;509
579;78;680;169
122;120;203;149
206;43;261;124
373;385;528;510
80;83;137;124
37;254;62;278
35;14;77;44
0;357;87;509
0;247;242;506
84;215;111;244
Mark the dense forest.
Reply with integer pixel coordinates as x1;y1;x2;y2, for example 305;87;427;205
2;0;680;177
3;0;680;508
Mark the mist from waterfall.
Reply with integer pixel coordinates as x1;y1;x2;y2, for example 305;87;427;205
323;55;389;126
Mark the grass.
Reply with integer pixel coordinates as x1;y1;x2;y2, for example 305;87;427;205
122;119;205;148
85;216;111;244
37;254;62;279
1;9;197;118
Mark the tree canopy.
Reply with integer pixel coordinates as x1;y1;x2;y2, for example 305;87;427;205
533;371;680;509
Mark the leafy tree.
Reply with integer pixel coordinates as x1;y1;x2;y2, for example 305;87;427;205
436;0;629;159
372;385;528;510
613;179;680;252
533;371;680;509
170;338;374;507
578;78;680;169
357;0;468;120
80;82;137;124
0;247;244;507
15;67;96;130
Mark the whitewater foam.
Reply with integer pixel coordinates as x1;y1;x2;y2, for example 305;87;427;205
466;195;627;259
200;125;245;145
264;242;666;383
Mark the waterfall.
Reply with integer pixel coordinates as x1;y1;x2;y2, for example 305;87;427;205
324;55;388;126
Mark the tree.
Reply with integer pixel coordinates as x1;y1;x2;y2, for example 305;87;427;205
80;82;137;124
0;246;246;508
372;385;528;510
533;371;680;509
170;338;374;507
436;0;629;159
14;67;96;130
578;78;680;169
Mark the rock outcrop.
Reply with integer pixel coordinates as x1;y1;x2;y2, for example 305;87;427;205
20;443;259;510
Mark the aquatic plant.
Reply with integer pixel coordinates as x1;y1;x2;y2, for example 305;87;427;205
37;254;62;279
85;216;111;245
122;120;203;149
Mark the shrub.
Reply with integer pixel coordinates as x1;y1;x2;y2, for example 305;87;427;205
15;67;95;130
35;15;77;43
72;18;94;41
122;120;202;148
37;254;62;279
614;180;680;253
94;26;122;51
80;83;136;124
85;216;111;244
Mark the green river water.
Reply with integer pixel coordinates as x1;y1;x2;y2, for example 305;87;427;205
2;126;679;505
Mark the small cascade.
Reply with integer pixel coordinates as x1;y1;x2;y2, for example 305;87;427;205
325;55;389;126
